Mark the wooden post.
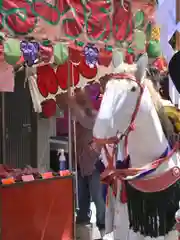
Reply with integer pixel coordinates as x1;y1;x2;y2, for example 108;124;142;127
176;0;180;50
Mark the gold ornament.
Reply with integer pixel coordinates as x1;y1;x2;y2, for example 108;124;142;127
151;26;160;41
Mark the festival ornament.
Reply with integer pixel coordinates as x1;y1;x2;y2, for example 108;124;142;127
146;23;152;41
20;41;39;66
98;47;112;67
134;10;144;29
151;26;160;41
152;57;168;73
125;53;134;64
84;43;99;68
147;40;161;58
4;38;21;65
78;57;97;79
54;43;68;65
39;40;53;63
37;64;59;98
69;47;81;64
41;99;57;118
134;30;146;51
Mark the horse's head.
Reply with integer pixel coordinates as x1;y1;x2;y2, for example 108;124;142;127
93;51;149;139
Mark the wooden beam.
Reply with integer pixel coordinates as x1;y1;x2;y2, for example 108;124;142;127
176;0;180;50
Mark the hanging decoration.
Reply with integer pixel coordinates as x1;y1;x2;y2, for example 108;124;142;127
37;64;59;98
20;41;39;66
0;39;14;92
39;40;53;63
41;99;57;118
54;43;68;65
152;57;168;73
69;47;82;64
84;43;99;68
99;47;112;67
78;57;98;79
125;53;134;64
4;38;21;65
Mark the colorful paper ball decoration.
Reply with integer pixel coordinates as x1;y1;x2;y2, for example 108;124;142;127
41;99;56;118
54;43;68;65
84;43;99;68
135;10;144;29
98;48;112;67
40;44;53;63
69;47;81;64
20;41;39;66
37;64;59;98
146;23;152;42
56;61;80;90
152;57;168;73
134;30;146;51
151;26;160;41
125;53;134;64
78;57;97;79
4;38;21;65
147;40;161;58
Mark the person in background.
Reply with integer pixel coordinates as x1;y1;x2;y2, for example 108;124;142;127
56;89;105;236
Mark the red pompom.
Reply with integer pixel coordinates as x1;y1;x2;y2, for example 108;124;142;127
37;64;58;98
152;57;168;73
98;49;112;67
78;57;97;79
69;47;81;64
41;99;56;118
125;53;134;64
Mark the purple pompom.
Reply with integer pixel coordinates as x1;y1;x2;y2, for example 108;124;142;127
84;43;99;68
20;41;39;66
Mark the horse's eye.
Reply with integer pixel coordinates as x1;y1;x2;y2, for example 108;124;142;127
131;86;136;92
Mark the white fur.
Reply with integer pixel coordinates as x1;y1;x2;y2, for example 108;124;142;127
93;52;179;240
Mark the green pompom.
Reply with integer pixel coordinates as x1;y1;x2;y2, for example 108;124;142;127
134;30;146;51
54;43;69;65
147;40;161;58
135;11;144;29
4;38;21;65
146;23;152;41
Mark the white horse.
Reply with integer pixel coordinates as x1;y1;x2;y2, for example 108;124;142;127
93;52;180;240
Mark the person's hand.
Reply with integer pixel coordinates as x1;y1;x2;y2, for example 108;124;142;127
89;141;101;153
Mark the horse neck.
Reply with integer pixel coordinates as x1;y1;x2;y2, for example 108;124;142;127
127;90;169;168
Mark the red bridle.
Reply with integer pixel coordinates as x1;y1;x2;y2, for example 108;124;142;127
94;73;145;173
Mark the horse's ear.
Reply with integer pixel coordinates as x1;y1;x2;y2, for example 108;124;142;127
112;50;124;69
135;53;148;82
